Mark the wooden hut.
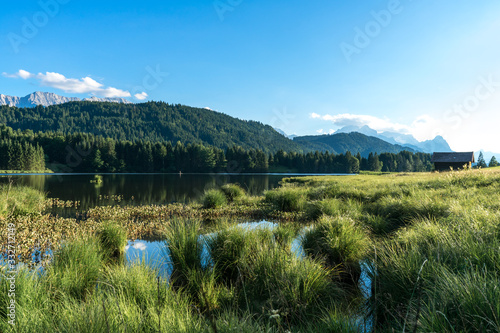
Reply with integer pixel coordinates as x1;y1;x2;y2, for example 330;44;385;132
431;152;475;171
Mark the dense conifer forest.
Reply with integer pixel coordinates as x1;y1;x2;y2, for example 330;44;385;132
0;124;432;173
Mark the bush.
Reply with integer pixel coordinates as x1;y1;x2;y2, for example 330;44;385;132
202;189;227;209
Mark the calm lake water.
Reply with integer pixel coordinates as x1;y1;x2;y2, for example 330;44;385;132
0;173;343;211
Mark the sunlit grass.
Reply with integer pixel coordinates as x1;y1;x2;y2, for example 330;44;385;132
3;170;500;331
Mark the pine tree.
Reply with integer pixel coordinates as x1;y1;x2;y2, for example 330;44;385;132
488;156;498;167
477;152;487;168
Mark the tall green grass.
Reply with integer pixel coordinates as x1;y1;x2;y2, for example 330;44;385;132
220;183;246;203
302;215;370;283
0;184;46;218
201;189;227;209
44;237;103;301
265;187;306;212
97;221;128;264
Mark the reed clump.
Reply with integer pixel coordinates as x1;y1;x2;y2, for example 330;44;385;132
201;188;227;209
220;183;246;203
96;221;128;264
265;186;306;212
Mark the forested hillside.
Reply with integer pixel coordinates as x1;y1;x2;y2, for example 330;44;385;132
0;124;432;173
294;132;416;157
0;102;301;153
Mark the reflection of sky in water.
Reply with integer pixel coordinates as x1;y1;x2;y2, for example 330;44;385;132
125;240;172;278
123;221;346;279
125;221;290;278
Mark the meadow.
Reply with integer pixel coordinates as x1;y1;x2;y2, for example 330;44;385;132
1;168;500;332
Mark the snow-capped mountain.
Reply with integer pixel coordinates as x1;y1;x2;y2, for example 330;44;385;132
0;92;132;108
334;125;452;153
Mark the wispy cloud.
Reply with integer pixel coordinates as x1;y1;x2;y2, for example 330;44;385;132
2;69;34;79
310;113;411;134
3;69;132;98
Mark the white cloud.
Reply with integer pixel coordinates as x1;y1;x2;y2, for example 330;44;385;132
311;113;412;134
134;92;148;100
316;129;324;134
125;241;147;251
2;69;35;79
3;69;131;98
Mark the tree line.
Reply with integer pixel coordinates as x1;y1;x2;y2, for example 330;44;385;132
0;102;301;153
0;125;432;174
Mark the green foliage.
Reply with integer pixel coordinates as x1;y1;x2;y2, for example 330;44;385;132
294;132;418;157
302;216;370;275
241;242;338;324
489;155;498;167
477;151;488;168
0;102;300;153
0;184;46;218
305;198;341;220
265;187;306;212
220;183;246;202
0;123;431;174
163;219;204;287
202;189;227;209
45;237;103;300
96;221;128;264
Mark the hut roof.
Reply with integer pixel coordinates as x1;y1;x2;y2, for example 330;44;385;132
431;152;475;163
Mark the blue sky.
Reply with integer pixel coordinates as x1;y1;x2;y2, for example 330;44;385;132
1;0;500;152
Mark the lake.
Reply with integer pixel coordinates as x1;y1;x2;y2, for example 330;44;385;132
0;173;343;211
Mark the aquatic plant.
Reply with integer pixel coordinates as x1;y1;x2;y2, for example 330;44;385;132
96;221;128;264
201;189;227;209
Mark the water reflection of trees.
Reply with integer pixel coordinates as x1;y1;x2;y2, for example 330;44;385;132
10;174;285;210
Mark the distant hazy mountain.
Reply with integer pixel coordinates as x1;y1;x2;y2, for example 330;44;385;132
274;128;297;139
294;132;417;157
334;125;452;153
0;91;132;108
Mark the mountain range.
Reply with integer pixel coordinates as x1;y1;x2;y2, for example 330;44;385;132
0;91;452;156
0;91;131;108
332;125;452;154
